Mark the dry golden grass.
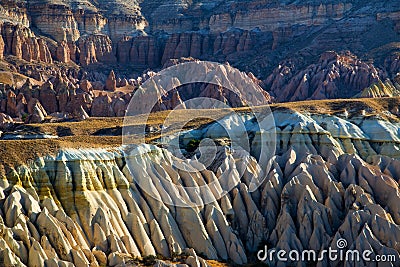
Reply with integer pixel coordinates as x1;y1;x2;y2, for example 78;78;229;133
268;96;400;121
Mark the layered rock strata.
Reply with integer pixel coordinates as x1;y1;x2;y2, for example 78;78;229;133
1;109;400;266
0;0;399;79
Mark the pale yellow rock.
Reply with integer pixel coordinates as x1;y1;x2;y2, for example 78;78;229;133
108;252;132;267
92;249;107;266
3;227;28;264
150;219;170;257
71;248;89;266
129;215;156;256
185;256;200;267
231;188;248;238
36;208;73;262
175;207;217;260
109;234;128;254
0;247;26;267
2;108;400;267
43;258;59;267
93;223;108;252
28;240;47;267
205;215;228;260
121;235;141;258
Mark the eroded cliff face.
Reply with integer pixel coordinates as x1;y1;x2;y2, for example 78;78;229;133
0;0;399;78
0;61;271;122
1;109;400;266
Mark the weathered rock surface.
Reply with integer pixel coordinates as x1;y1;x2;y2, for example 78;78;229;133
1;108;400;266
0;0;399;82
0;61;270;119
265;51;389;102
0;21;53;63
105;70;117;92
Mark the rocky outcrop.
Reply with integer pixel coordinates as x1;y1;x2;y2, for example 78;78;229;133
105;70;117;92
117;35;161;67
26;98;47;123
0;22;52;63
0;0;398;79
56;41;70;63
91;93;113;117
265;52;386;102
159;30;259;65
78;34;116;66
356;79;400;98
0;61;271;119
129;61;271;114
29;2;81;43
1;108;400;266
39;81;58;114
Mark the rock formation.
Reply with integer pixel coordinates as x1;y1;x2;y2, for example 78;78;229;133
105;70;117;92
0;61;271;119
1;107;400;266
0;0;398;82
265;51;387;102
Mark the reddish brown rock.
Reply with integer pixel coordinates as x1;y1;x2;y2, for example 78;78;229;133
20;79;33;101
265;52;383;102
384;54;400;77
65;92;92;115
221;33;238;55
80;79;93;93
56;41;71;63
129;36;160;67
27;98;47;123
395;74;400;85
68;42;78;62
162;34;182;64
117;37;131;64
57;86;70;112
15;93;27;118
38;39;52;63
73;105;90;121
2;22;52;63
169;90;184;109
105;70;117;92
91;94;114;117
0;99;6;114
39;81;58;114
173;34;191;59
0;31;4;60
6;90;17;117
119;78;128;87
78;34;116;66
119;36;161;67
111;97;126;117
91;81;105;91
